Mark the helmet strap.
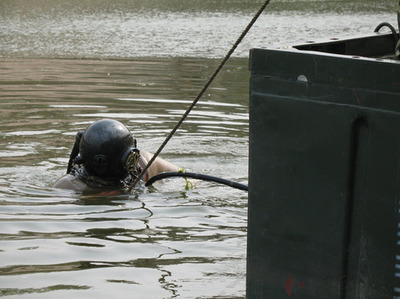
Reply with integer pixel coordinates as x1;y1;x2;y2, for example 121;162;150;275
67;131;84;174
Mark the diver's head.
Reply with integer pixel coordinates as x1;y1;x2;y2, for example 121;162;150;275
78;119;139;179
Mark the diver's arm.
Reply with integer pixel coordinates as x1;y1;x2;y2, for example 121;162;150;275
140;150;179;180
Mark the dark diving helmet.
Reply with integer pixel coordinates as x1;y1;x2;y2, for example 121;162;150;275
78;119;140;180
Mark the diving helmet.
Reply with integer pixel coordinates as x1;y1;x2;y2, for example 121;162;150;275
78;119;139;179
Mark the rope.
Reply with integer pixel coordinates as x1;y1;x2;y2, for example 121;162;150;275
127;0;271;192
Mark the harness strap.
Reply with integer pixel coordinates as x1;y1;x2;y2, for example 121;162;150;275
67;131;83;174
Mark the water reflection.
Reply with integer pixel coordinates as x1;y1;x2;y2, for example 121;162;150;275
0;0;395;58
0;187;247;297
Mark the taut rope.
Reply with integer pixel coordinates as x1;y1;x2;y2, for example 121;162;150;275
127;0;272;192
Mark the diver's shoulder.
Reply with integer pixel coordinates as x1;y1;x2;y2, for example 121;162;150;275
53;174;89;190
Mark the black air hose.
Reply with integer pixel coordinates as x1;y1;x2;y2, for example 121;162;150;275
145;171;248;191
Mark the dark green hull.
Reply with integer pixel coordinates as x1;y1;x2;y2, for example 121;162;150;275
247;32;400;298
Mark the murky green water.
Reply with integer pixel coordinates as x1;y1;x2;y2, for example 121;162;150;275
0;0;397;298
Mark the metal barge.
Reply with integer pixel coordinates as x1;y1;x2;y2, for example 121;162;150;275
247;31;400;298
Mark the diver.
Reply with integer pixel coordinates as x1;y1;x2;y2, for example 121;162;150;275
53;119;179;192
